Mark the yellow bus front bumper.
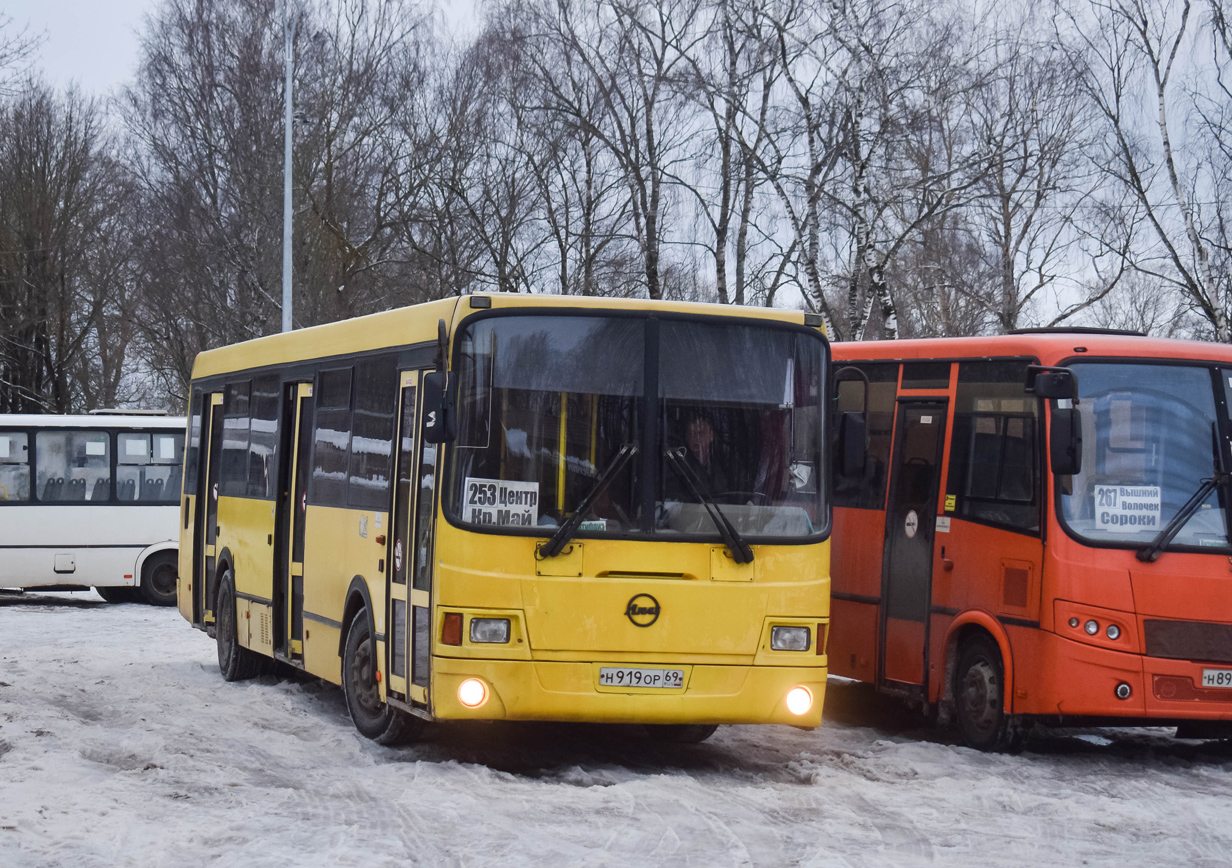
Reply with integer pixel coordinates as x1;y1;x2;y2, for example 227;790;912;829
432;657;826;727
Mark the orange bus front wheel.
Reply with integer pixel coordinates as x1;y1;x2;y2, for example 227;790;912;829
954;634;1024;753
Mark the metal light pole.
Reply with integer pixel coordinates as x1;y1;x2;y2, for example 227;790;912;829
281;2;295;333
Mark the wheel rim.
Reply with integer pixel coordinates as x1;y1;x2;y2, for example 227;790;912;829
151;563;177;598
350;637;382;720
960;658;1000;735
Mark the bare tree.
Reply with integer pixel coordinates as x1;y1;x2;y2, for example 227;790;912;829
1061;0;1232;340
0;82;133;412
1092;270;1196;335
124;0;439;398
677;0;783;304
495;0;638;296
969;19;1102;332
294;0;437;318
745;0;840;330
523;0;705;299
0;13;43;95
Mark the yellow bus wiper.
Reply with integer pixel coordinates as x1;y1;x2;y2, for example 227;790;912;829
663;446;754;564
1137;470;1229;562
538;443;639;559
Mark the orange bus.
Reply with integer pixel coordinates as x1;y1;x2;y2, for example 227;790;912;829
830;329;1232;749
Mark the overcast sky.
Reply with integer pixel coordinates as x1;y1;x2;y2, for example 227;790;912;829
3;0;481;95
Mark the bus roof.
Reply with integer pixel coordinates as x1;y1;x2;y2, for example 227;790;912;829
191;295;822;380
0;414;185;429
831;332;1232;367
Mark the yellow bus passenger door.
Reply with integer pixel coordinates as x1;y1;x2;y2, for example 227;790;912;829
411;379;440;707
200;392;224;626
387;371;419;700
389;370;437;707
286;383;314;659
272;381;308;658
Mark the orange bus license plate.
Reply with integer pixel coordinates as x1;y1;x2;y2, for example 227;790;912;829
1201;669;1232;688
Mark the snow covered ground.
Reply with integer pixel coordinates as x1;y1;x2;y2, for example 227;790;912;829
1;591;1229;868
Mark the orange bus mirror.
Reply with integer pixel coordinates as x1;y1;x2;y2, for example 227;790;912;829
1050;406;1082;475
1028;366;1078;400
422;371;456;443
838;411;868;478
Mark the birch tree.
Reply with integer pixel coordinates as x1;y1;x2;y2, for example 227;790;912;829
1062;0;1232;340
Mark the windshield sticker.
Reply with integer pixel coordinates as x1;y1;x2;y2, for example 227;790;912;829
464;478;539;527
1095;485;1161;532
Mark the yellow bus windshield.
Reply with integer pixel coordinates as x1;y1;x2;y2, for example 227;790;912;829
446;313;826;542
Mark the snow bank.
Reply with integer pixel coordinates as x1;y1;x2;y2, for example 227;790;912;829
0;593;1229;867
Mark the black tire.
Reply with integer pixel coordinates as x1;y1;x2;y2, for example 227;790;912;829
643;724;719;744
139;552;179;607
953;634;1023;752
96;586;141;604
342;609;424;745
216;572;262;682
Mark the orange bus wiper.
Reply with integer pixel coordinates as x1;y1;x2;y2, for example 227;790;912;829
663;446;754;564
538;443;639;559
1137;470;1229;562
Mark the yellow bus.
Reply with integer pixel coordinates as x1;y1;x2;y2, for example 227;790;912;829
178;295;831;743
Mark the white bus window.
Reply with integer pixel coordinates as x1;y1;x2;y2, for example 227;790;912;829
117;431;185;502
36;431;110;502
120;433;151;462
153;433;182;464
0;432;30;501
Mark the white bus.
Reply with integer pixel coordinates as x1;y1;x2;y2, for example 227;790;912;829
0;413;186;605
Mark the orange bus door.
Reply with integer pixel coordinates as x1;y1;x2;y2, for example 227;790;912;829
879;400;948;696
285;383;314;660
199;392;224;627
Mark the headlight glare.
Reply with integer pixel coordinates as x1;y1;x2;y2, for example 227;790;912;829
786;686;813;715
458;678;487;708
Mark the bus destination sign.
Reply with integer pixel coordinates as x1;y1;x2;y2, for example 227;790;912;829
1095;484;1161;533
464;477;540;527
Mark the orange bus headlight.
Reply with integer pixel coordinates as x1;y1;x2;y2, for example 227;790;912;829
458;678;487;708
786;686;813;715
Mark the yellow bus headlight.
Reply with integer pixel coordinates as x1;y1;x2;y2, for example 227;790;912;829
469;618;511;644
786;686;813;715
771;625;811;651
458;678;488;708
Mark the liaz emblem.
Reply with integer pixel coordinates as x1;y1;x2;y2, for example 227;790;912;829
625;593;661;627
